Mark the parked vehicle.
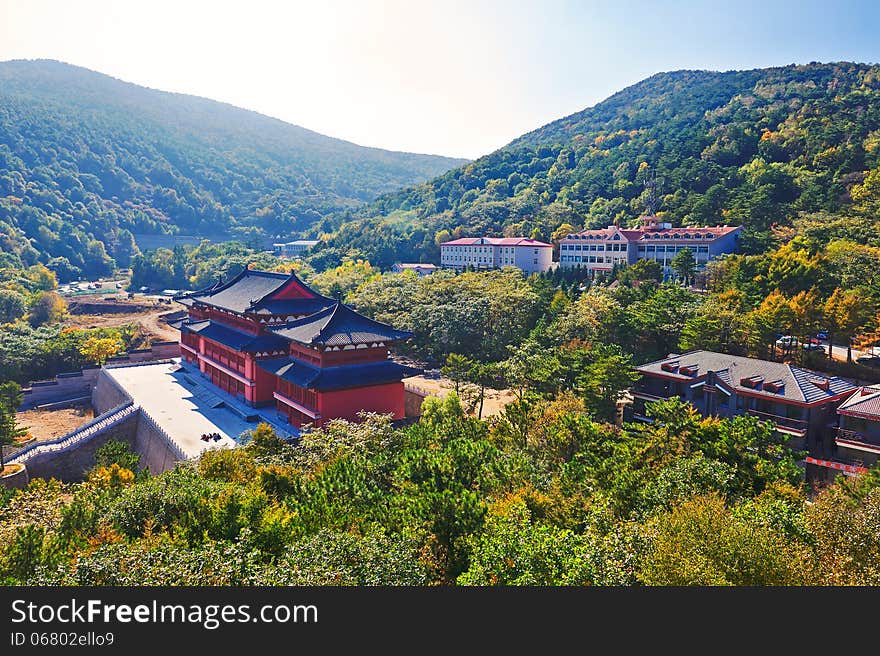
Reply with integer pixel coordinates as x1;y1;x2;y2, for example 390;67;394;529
802;342;823;351
776;336;798;348
856;355;880;367
816;330;829;340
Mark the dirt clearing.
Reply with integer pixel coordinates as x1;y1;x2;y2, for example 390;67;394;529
16;404;95;443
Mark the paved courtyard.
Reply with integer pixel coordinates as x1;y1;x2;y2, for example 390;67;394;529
105;359;298;459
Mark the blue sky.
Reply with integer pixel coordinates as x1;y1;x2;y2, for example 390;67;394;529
1;0;878;158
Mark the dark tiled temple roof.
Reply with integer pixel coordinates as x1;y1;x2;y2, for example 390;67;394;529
637;350;858;405
256;357;421;391
175;269;333;315
269;302;412;346
181;320;288;352
252;298;334;317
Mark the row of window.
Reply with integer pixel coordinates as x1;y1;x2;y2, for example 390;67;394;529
560;255;626;264
443;247;540;255
560;243;627;252
638;245;710;254
654;381;805;419
444;256;517;264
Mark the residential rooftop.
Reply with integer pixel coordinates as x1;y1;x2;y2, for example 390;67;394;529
441;237;553;247
838;385;880;419
637;350;858;405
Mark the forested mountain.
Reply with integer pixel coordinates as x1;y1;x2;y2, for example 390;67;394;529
0;60;466;279
318;62;880;268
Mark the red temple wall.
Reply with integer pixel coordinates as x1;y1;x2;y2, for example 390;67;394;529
317;381;405;423
252;358;277;404
289;343;322;366
320;347;389;366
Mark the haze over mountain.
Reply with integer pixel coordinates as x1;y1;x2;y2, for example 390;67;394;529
319;62;880;268
0;59;467;278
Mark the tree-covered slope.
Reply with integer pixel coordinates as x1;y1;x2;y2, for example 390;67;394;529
0;59;467;278
319;62;880;268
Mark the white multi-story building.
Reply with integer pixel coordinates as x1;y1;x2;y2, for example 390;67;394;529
558;216;741;278
440;237;553;273
272;240;320;257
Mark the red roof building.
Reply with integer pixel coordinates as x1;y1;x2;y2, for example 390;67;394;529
559;216;741;278
440;236;553;273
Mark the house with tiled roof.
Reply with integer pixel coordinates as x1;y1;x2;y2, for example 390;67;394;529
559;215;741;278
629;350;859;475
440;236;553;273
173;269;420;427
391;262;437;276
833;385;880;474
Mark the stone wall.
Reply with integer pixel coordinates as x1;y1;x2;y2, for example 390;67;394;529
68;300;154;314
21;413;138;482
405;387;429;418
20;368;100;410
20;342;180;410
0;464;30;489
134;412;184;475
92;370;132;414
148;341;180;359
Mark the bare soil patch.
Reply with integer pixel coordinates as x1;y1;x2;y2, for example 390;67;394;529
66;302;182;343
405;374;515;418
16;405;95;443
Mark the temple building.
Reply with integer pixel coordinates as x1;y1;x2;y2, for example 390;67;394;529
173;269;420;428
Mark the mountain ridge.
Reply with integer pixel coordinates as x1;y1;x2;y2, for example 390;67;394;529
0;59;467;278
316;61;880;268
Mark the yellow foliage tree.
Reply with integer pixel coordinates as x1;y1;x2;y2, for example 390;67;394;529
88;463;135;489
79;336;125;365
824;288;871;362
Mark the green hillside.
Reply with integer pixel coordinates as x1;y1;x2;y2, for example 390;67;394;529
319;62;880;268
0;60;466;280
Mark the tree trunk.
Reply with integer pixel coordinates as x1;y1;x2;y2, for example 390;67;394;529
847;338;852;363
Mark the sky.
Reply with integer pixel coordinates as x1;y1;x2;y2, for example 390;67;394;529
1;0;879;160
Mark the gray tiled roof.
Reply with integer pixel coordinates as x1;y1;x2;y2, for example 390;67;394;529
178;269;332;315
256;357;421;391
269;302;412;346
637;350;858;405
181;319;288;352
838;385;880;419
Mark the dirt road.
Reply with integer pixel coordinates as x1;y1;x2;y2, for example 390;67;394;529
67;304;181;342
